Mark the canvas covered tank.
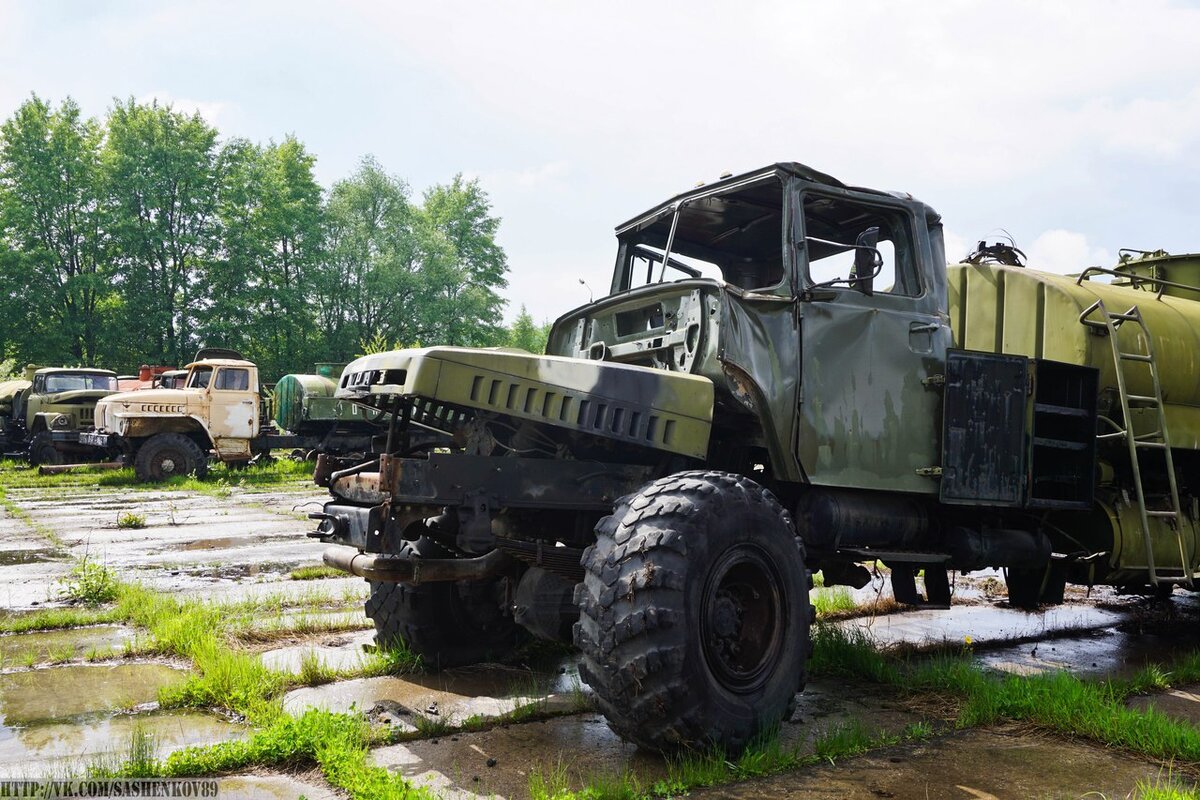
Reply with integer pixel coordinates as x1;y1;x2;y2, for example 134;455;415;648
947;261;1200;449
0;378;31;419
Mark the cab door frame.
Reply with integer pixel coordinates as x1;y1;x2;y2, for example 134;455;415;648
793;185;950;494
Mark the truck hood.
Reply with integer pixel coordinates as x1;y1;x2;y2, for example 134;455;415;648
41;389;114;404
336;346;714;459
98;388;200;412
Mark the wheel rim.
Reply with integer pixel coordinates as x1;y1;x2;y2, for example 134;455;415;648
156;452;182;475
700;544;787;694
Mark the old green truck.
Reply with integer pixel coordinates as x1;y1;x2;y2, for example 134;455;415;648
310;162;1200;752
0;366;119;464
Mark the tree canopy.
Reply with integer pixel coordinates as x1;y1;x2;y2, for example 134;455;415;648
0;94;523;381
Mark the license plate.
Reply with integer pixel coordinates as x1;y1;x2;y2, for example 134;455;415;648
80;432;110;447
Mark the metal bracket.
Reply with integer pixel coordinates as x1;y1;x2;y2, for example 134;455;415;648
915;466;943;478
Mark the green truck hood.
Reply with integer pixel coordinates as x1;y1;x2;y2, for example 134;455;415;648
337;346;714;459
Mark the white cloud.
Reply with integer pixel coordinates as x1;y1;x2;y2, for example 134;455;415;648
1026;230;1112;275
135;91;228;125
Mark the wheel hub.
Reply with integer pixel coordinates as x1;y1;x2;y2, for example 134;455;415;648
700;546;786;694
160;456;177;473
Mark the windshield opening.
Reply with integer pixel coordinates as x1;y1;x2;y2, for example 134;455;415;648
614;178;784;294
187;366;213;389
44;373;117;393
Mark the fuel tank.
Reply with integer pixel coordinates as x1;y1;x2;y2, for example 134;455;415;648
274;371;384;435
948;262;1200;449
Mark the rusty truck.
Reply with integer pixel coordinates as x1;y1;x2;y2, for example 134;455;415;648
309;162;1200;752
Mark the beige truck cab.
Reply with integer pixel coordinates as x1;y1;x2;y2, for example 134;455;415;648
86;357;267;480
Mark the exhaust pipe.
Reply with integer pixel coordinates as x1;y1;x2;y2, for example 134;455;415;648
322;544;512;584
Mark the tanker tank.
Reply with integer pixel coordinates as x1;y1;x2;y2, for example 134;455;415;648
274;367;384;435
947;261;1200;450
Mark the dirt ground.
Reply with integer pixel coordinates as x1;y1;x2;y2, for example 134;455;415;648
0;469;1196;799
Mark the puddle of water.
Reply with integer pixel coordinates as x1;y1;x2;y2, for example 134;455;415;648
690;727;1175;799
370;679;922;800
0;663;189;725
0;626;134;665
260;630;375;674
285;660;572;723
0;710;244;778
840;601;1127;651
0;548;61;566
217;773;339;800
977;600;1200;679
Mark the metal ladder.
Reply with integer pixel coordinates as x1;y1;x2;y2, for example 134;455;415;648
1079;299;1190;587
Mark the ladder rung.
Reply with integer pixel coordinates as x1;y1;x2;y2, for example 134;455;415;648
1126;395;1160;406
1135;440;1168;449
1119;353;1154;362
1110;310;1140;321
1146;510;1179;518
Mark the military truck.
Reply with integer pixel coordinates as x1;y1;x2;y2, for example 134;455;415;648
310;161;1200;753
0;366;119;465
82;354;389;481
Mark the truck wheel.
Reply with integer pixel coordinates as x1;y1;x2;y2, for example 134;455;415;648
576;470;811;753
28;432;63;466
134;434;208;481
1005;562;1066;610
365;537;527;669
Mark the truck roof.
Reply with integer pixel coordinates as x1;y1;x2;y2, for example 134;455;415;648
615;161;941;234
184;359;256;369
34;367;117;376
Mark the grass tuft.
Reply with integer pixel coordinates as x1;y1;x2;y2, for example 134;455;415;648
289;565;344;581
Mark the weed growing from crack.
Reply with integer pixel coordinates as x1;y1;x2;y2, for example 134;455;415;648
59;557;120;606
116;512;147;529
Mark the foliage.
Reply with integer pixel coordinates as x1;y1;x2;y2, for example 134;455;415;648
506;304;552;354
0;96;514;378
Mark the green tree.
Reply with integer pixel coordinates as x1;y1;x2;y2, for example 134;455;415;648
0;95;108;365
418;175;508;346
102;98;220;367
207;136;323;378
505;305;550;354
314;156;422;359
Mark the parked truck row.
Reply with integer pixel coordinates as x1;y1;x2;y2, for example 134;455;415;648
0;351;390;479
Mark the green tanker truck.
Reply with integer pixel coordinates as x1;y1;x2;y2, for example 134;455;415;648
272;363;386;447
308;161;1200;753
0;366;119;464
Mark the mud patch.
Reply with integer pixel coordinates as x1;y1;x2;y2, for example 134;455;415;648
689;726;1175;799
1128;682;1200;726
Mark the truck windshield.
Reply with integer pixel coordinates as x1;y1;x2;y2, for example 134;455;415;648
45;374;117;393
614;178;784;293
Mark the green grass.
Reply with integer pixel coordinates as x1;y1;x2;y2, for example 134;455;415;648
0;606;119;634
811;586;859;618
0;456;313;493
289;565;344;581
116;511;146;529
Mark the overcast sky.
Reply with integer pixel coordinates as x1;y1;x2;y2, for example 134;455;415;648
2;1;1199;322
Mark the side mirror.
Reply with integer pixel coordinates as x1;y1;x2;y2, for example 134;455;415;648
852;227;881;295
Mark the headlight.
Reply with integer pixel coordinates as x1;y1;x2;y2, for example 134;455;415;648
51;414;70;429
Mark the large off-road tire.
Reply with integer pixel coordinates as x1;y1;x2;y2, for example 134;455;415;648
133;433;208;482
576;470;811;753
28;432;63;466
365;537;527;669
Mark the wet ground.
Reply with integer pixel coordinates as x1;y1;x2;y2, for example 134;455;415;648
0;472;1198;798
